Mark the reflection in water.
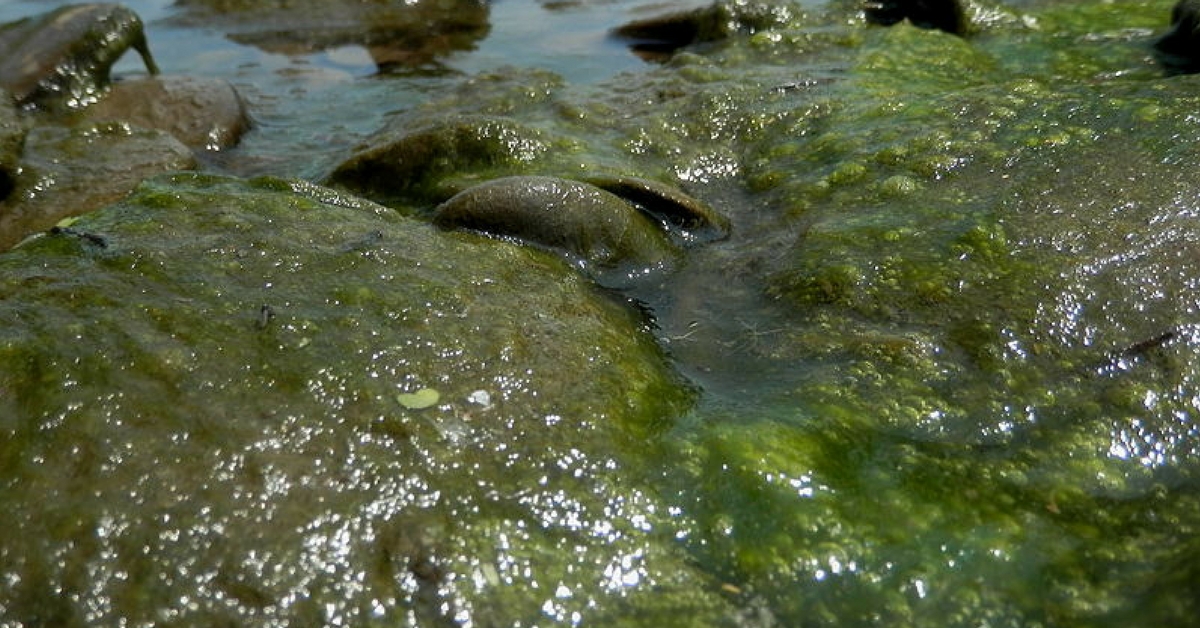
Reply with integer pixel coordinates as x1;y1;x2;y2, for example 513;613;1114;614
170;0;492;73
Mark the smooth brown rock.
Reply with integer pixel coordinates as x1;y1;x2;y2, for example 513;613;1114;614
76;76;251;151
434;175;679;285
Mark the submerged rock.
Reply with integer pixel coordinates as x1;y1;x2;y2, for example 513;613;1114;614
170;0;489;72
0;173;722;625
0;3;159;110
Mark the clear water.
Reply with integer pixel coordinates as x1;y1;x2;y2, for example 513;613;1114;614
0;0;707;78
2;0;717;179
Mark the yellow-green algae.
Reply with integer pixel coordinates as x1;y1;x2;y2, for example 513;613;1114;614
630;2;1200;626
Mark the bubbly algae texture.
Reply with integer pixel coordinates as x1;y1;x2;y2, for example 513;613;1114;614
622;2;1200;626
4;0;1200;626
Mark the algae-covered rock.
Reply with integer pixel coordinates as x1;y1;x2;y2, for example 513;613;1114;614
325;115;562;206
0;122;196;251
0;3;159;110
510;2;1200;625
0;173;733;625
623;7;1200;626
757;22;1200;446
4;0;1200;625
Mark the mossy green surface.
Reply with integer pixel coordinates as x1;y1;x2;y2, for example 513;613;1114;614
575;1;1200;625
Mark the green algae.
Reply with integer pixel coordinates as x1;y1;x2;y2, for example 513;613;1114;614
580;1;1200;625
325;113;574;208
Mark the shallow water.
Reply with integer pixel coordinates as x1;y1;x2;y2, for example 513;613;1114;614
2;0;717;179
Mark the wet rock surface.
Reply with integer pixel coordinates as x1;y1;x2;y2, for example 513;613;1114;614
0;122;195;251
0;173;708;625
0;3;158;110
3;0;1200;625
74;75;250;151
433;175;681;285
0;5;255;249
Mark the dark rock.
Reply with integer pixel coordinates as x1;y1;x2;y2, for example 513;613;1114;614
1156;0;1200;74
433;175;679;285
864;0;969;36
584;174;730;245
613;0;799;60
0;92;22;201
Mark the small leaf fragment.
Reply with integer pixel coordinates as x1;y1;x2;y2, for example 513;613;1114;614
397;387;440;409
